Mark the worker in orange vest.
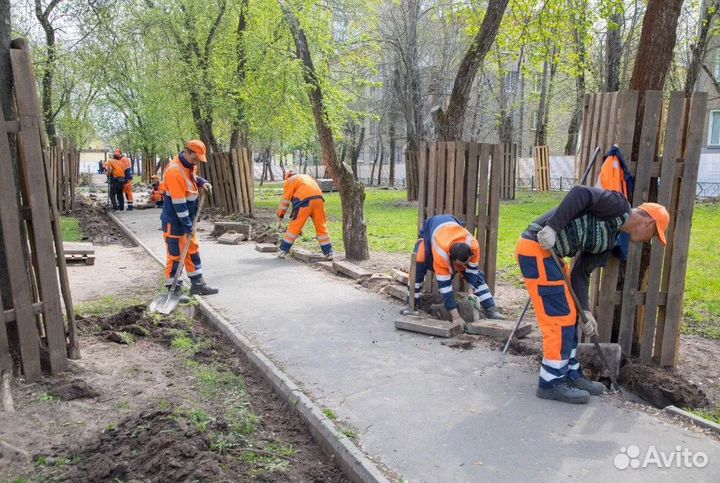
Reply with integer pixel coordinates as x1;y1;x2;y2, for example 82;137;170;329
161;140;218;298
407;214;504;323
277;170;333;260
149;175;164;207
105;152;131;211
111;149;135;211
516;186;669;404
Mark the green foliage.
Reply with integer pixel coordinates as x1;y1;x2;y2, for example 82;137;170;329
75;296;143;317
322;408;337;420
686;407;720;424
60;217;83;242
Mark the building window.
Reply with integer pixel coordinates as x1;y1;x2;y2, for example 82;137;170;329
530;111;538;131
504;71;519;94
708;110;720;146
715;49;720;80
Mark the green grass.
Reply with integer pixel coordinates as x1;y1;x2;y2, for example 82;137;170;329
75;295;143;317
60;216;83;242
256;185;720;335
686;407;720;424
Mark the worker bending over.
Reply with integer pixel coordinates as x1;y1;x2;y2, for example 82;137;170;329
277;171;333;260
408;214;504;323
149;175;164;207
105;153;131;211
161;140;218;297
516;186;668;404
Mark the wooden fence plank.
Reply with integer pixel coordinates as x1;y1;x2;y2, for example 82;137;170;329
465;142;480;235
436;142;447;214
485;144;502;293
426;143;437;218
231;149;246;214
453;142;466;217
417;143;428;229
576;94;594;179
475;144;490;264
244;148;255;216
639;92;685;364
11;45;67;374
445;141;456;213
0;107;41;381
660;92;707;367
618;90;663;356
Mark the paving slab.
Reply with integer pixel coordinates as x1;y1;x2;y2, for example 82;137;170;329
255;243;278;253
218;232;246;245
395;315;463;338
332;260;373;280
213;221;252;237
383;283;406;301
391;269;408;286
115;209;720;483
291;248;325;263
466;319;532;339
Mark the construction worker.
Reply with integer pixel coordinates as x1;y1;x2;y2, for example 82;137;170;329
516;185;669;404
149;175;164;207
105;152;130;211
406;214;504;324
114;149;135;211
277;170;333;260
161;140;218;297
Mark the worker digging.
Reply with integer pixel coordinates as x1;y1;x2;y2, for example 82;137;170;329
276;170;334;260
515;185;669;404
160;140;219;299
403;214;505;326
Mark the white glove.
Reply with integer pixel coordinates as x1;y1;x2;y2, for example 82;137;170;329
202;183;213;193
582;310;598;336
537;225;557;251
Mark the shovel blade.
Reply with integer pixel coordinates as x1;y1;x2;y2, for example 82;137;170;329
148;292;179;315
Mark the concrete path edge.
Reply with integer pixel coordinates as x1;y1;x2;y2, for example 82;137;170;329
107;212;393;483
665;406;720;434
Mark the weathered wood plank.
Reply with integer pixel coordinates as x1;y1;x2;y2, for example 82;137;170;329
436;142;447;214
485;144;502;293
445;141;456;214
426;142;437;218
475;144;490;259
453;142;466;218
11;45;67;375
417;143;428;229
618;90;663;356
408;253;417;312
465;142;480;235
660;92;708;367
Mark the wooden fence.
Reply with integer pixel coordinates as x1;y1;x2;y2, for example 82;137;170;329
533;145;550;191
0;39;78;382
141;155;156;183
405;150;419;201
198;148;255;216
45;139;79;212
501;143;517;200
416;141;503;293
577;90;707;367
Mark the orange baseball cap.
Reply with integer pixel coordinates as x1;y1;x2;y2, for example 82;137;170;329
114;149;122;156
186;140;207;162
638;202;669;245
285;169;295;180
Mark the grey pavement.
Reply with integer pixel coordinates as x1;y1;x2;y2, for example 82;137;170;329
117;209;720;483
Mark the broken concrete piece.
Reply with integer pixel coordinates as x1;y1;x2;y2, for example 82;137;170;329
218;232;247;245
429;301;475;323
383;284;407;301
395;315;463;338
291;248;325;263
332;260;373;281
315;261;334;273
362;273;393;290
466;319;532;340
577;342;621;379
255;243;278;253
391;269;409;286
212;222;252;238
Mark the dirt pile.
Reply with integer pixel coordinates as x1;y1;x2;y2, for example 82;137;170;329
73;198;135;246
53;409;226;483
47;379;100;401
619;363;711;409
76;305;152;338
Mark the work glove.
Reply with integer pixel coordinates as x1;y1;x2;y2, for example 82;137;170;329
202;183;213;194
581;310;598;337
537;225;557;251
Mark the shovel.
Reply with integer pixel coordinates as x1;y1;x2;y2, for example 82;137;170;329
149;193;206;315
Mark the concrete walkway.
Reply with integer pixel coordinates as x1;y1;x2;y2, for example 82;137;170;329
117;209;720;483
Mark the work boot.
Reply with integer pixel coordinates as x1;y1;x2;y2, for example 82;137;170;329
324;251;335;261
277;251;289;259
127;205;134;211
536;381;590;404
569;377;606;395
483;305;506;320
190;277;219;296
168;285;190;304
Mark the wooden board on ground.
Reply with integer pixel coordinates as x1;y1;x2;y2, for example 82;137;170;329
395;315;463;338
291;248;325;263
331;260;372;281
62;242;94;255
466;319;531;340
255;243;278;253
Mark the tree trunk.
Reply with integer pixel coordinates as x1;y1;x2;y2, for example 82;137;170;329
351;126;365;179
35;0;62;146
377;142;385;186
230;0;249;149
605;11;623;91
629;0;684;91
278;0;369;260
388;121;396;187
434;0;509;140
684;0;718;96
369;135;381;186
535;47;557;147
566;0;587;155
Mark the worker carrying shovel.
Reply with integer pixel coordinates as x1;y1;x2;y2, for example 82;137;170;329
515;185;668;404
404;214;505;324
161;140;218;299
277;170;334;260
